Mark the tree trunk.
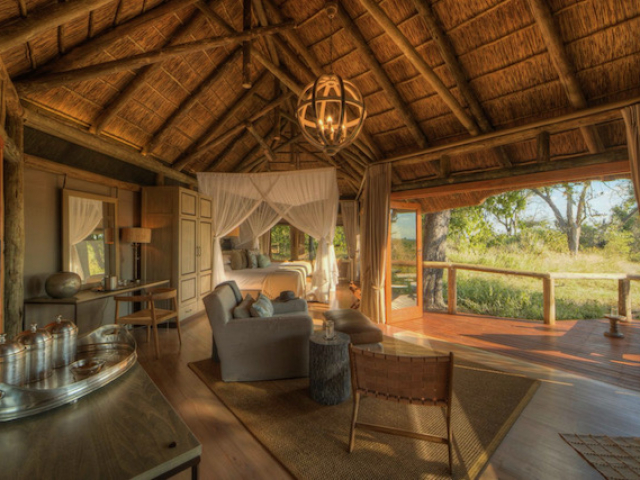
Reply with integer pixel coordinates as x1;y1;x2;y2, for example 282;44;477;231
567;224;580;256
423;210;450;309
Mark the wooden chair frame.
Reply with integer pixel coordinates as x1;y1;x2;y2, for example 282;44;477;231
348;346;454;474
114;288;180;358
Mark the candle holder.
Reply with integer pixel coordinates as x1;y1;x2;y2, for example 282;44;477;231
324;320;335;340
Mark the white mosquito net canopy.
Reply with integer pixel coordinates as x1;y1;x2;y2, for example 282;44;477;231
197;168;339;303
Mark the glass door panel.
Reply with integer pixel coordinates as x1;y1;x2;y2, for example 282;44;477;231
386;203;422;322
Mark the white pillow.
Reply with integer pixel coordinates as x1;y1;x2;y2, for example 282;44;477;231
223;254;231;265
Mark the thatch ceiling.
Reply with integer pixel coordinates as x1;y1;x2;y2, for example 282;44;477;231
1;0;638;204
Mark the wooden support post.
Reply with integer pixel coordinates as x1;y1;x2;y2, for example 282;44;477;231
543;277;556;325
242;0;252;88
619;278;632;320
537;131;550;162
439;155;451;178
3;115;25;337
447;267;457;315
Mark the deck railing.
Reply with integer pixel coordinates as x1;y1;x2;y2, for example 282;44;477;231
423;261;638;324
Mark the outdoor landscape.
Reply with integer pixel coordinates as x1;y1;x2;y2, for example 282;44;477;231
440;179;639;320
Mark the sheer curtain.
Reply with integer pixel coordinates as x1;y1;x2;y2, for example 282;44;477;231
68;196;103;280
197;173;264;286
360;164;391;323
259;169;339;302
340;200;360;282
237;203;281;250
622;104;640;208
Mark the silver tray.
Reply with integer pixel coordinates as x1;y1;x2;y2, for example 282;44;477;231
0;324;137;422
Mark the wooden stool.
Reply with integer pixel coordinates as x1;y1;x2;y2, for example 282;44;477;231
604;314;626;339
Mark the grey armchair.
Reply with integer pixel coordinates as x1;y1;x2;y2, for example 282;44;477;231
203;281;313;382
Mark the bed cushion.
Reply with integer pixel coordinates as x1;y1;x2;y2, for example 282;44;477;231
233;294;255;319
258;254;271;268
246;250;258;269
250;293;274;317
230;250;246;270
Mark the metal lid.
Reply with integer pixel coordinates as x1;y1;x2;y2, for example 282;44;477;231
17;324;52;346
0;333;25;357
47;315;78;336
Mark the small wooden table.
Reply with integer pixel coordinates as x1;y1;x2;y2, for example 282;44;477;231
0;364;201;479
309;331;351;405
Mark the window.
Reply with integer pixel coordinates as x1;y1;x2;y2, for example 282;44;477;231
270;225;291;261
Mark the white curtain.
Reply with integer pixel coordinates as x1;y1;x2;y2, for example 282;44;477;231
622;104;640;208
197;173;264;286
237;203;281;250
69;196;103;280
360;164;391;323
340;200;360;282
198;168;339;302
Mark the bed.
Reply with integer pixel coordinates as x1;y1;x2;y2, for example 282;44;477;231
225;261;312;299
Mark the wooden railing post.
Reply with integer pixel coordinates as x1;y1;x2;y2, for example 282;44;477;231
447;266;457;315
619;278;631;320
543;277;556;325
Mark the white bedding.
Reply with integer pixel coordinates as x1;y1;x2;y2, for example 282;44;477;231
226;263;308;299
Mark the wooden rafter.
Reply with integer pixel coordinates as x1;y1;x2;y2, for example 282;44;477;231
242;0;252;88
526;0;604;153
204;129;248;171
334;2;428;150
246;122;276;162
172;74;270;171
33;0;202;75
252;0;279;64
359;0;479;136
412;0;511;167
537;131;550;163
142;47;243;155
0;0;114;53
15;22;295;94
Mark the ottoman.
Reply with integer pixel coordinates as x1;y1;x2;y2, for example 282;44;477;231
322;309;383;345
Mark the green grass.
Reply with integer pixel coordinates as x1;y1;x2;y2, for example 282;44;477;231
442;247;639;320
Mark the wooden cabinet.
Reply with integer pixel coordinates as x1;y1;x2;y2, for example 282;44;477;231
142;187;213;321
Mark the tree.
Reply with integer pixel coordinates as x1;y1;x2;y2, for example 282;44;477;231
531;182;592;256
484;191;530;235
423;210;451;309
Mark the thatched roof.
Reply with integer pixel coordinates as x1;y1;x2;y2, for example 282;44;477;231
1;0;637;206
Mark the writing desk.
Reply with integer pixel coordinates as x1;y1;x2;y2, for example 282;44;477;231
0;363;201;479
24;279;170;328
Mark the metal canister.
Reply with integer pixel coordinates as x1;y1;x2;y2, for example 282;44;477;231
46;315;78;368
17;324;53;383
0;333;26;386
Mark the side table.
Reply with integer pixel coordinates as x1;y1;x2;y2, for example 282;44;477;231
309;331;351;405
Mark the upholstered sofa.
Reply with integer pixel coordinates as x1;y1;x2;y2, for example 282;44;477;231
203;281;313;382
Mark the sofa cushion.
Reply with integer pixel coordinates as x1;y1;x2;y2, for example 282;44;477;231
233;294;255;319
250;293;274;317
323;309;383;345
230;250;246;270
258;254;271;268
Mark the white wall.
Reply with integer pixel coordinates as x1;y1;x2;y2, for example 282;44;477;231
23;167;139;333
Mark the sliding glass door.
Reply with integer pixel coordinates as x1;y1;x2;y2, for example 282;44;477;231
386;202;423;322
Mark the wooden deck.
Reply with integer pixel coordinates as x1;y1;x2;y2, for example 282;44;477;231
393;311;640;391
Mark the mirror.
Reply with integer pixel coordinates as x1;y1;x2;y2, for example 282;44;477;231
62;189;119;286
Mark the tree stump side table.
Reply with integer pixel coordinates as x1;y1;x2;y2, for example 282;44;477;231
309;331;351;405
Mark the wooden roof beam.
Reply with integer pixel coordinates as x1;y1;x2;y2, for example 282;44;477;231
16;22;294;94
204;129;249;172
245;122;276;162
31;0;203;75
173;74;270;171
412;0;511;167
142;47;243;155
0;0;114;53
334;2;428;150
380;93;638;167
359;0;480;136
21;103;197;186
526;0;604;153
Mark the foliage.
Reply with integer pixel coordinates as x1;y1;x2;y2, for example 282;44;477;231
270;225;348;261
448;205;492;252
484;191;530;235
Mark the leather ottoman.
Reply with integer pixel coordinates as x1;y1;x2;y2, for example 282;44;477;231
322;309;383;345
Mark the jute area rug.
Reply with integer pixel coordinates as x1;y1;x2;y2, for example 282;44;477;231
560;434;640;480
189;338;539;480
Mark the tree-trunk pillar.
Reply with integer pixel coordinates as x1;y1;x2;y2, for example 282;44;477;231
423;210;450;310
543;277;556;325
619;278;632;320
3;115;24;337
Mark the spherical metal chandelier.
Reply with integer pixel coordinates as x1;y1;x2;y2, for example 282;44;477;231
297;74;366;155
296;2;366;156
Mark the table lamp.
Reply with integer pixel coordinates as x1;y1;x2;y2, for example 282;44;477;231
121;227;152;281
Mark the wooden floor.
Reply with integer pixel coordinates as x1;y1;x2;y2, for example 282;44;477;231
135;287;640;480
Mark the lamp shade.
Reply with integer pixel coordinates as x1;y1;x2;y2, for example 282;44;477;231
227;226;240;237
121;227;152;244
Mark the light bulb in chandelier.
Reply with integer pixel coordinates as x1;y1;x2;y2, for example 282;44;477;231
297;73;366;155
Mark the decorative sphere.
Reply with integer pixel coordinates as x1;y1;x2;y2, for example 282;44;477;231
45;272;82;299
297;74;366;155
